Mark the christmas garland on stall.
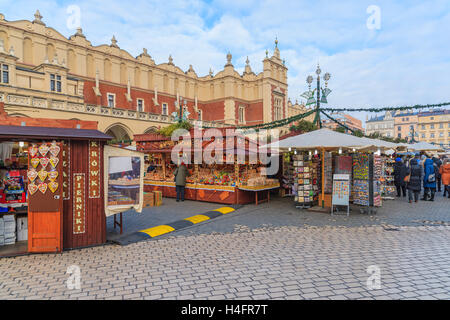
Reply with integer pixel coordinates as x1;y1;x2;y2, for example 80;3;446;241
321;102;450;113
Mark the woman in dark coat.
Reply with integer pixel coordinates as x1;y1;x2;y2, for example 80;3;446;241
407;158;422;203
393;157;408;197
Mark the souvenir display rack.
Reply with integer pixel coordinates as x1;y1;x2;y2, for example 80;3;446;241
381;156;396;198
352;153;382;208
292;152;320;208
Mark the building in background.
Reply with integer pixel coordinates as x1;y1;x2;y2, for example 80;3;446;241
321;112;362;133
365;111;395;138
418;109;450;147
393;111;419;141
0;11;289;141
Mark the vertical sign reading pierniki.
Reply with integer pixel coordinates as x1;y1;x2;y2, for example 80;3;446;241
73;173;85;234
89;141;100;198
62;141;71;200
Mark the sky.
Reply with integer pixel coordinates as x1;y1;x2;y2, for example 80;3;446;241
1;0;449;125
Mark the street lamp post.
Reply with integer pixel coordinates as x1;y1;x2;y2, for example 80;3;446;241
174;97;187;123
303;64;331;128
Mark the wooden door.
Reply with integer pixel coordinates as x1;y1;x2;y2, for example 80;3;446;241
27;142;63;253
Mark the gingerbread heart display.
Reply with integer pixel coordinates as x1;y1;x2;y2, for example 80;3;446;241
28;183;38;195
30;157;40;168
48;171;58;182
40;157;49;169
38;170;48;182
49;157;59;168
39;144;50;157
29;145;38;157
48;181;59;193
38;182;48;194
49;144;61;157
27;169;38;182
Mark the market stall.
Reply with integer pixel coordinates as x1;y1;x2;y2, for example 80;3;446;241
135;129;279;205
268;128;397;213
0;124;112;256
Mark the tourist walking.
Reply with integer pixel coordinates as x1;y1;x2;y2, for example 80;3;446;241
422;158;438;201
393;157;408;197
432;155;443;192
407;158;422;203
173;162;190;202
440;158;450;198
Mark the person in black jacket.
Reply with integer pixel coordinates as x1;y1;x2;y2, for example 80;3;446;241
432;156;442;192
407;158;422;203
393;157;408;197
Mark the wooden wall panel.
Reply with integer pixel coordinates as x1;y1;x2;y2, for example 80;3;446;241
63;140;106;249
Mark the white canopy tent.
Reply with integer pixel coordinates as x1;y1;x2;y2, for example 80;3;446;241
407;141;444;152
265;128;379;151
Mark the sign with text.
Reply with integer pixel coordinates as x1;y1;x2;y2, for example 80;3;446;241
332;174;350;206
73;173;86;234
88;141;100;198
62;141;71;200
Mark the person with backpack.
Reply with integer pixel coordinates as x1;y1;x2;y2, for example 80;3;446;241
422;158;438;201
407;158;422;203
393;157;408;197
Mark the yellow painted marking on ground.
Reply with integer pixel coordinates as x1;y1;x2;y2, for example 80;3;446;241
184;215;211;224
214;207;235;215
140;225;175;237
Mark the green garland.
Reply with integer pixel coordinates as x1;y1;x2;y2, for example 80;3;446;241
320;110;356;134
202;101;449;134
321;102;450;113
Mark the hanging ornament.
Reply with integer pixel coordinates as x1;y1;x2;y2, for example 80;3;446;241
49;157;59;168
48;171;59;182
48;181;59;193
29;145;38;157
38;182;48;194
27;169;38;182
38;169;48;182
39;157;50;169
28;183;38;195
49;143;61;157
30;158;40;168
39;144;50;157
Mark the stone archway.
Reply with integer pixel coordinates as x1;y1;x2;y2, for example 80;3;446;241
144;126;158;134
105;123;133;141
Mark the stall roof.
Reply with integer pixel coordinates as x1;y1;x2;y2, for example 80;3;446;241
0;125;112;140
264;128;377;150
407;141;444;152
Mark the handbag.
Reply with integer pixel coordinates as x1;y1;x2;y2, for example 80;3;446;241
428;173;435;183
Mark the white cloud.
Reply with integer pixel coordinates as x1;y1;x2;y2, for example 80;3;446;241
0;0;449;124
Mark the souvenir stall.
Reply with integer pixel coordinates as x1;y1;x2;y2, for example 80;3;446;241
135;130;279;205
269;128;394;213
0;124;112;257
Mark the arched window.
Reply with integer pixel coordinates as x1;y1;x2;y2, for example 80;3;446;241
86;54;95;77
120;62;127;84
0;31;9;52
134;67;141;87
67;49;76;74
104;58;112;82
46;43;55;62
23;37;33;64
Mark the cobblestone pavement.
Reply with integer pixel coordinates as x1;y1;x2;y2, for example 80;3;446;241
1;223;450;300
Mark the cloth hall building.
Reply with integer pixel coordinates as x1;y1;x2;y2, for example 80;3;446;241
0;11;294;141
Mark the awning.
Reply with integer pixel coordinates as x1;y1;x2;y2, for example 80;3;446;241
0;125;112;141
264;128;378;150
